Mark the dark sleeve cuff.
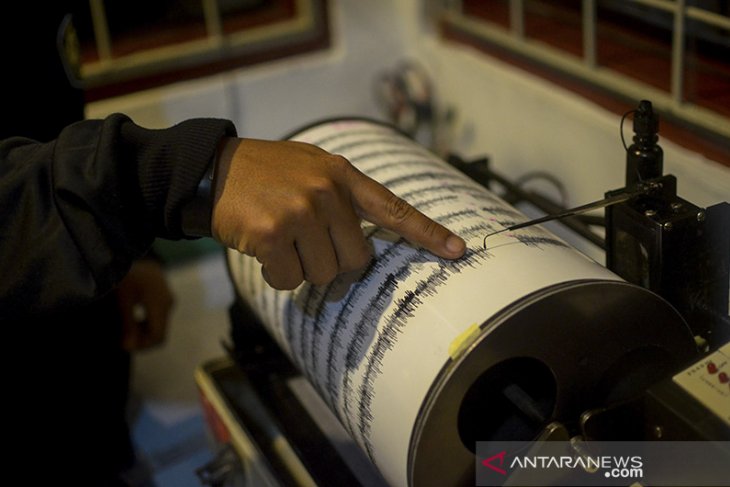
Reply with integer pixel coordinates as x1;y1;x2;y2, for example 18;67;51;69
122;116;237;239
180;151;217;237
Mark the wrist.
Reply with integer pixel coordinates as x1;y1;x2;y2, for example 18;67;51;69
180;153;217;237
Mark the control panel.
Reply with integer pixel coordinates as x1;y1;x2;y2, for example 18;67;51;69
673;342;730;426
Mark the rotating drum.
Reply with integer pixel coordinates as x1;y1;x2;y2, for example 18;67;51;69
226;118;696;487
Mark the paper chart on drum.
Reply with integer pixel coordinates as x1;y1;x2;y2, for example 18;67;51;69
226;119;621;486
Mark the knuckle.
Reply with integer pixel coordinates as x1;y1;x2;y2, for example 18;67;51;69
327;153;352;169
345;251;372;273
386;194;415;223
305;252;339;285
308;266;338;287
264;267;302;290
254;220;281;247
338;241;372;273
243;219;284;256
326;154;355;177
290;195;318;221
421;218;440;238
308;176;338;202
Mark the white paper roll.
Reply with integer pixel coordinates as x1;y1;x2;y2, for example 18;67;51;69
226;119;693;487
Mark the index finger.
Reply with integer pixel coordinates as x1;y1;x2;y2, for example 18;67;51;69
346;168;466;259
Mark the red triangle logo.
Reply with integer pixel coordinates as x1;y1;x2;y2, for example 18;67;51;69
482;451;507;475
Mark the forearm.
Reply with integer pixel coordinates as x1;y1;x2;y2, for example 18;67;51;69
0;113;235;318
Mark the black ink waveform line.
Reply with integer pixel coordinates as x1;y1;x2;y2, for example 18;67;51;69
382;171;465;190
304;127;390;148
322;204;490;452
260;121;572;461
347;148;432;165
488;217;570;250
267;173;507;445
354;247;489;461
398;183;492;202
320;232;410;412
480;206;524;218
259;224;404;407
412;194;459;212
366;158;447;177
328;136;420;155
291;226;382;383
514;234;569;248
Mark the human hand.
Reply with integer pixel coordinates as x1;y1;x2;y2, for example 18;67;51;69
211;137;466;290
116;258;175;351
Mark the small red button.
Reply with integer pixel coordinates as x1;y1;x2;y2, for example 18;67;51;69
719;372;729;384
707;362;718;374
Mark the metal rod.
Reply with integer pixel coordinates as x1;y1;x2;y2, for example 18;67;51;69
447;156;607;249
582;0;597;68
510;0;525;38
89;0;112;62
502;384;546;425
483;189;644;250
202;0;224;43
671;0;686;106
687;6;730;30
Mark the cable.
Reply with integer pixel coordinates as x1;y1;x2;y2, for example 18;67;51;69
514;171;570;208
620;109;636;152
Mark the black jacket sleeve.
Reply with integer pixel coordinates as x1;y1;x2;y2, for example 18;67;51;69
0;113;236;319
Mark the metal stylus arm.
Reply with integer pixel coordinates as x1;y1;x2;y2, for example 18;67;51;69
482;185;653;250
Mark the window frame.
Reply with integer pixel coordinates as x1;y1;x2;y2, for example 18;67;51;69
69;0;330;101
437;0;730;166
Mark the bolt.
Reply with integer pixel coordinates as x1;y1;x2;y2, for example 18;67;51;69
697;211;706;222
644;209;657;217
695;335;709;352
671;202;683;211
663;222;673;231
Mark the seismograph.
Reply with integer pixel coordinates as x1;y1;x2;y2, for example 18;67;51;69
226;119;622;486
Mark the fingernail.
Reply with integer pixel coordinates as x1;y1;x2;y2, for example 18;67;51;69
446;234;466;255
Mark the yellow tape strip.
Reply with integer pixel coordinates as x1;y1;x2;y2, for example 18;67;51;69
448;323;481;360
